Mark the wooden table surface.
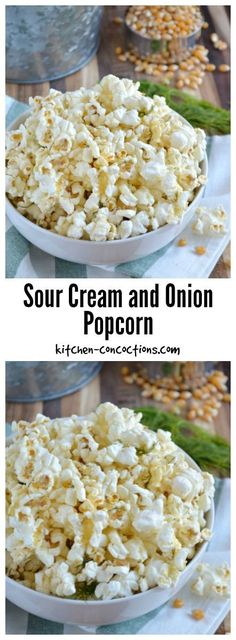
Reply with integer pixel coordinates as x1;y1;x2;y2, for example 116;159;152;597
6;5;230;277
6;361;230;633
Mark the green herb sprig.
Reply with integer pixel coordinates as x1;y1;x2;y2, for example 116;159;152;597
135;406;230;476
140;80;230;135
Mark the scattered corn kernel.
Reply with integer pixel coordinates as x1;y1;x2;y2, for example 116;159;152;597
124;375;134;385
141;389;152;398
219;64;230;72
214;40;228;50
176;399;187;408
180;391;192;399
192;609;205;620
122;367;229;422
172;598;184;608
168;391;180;399
187;410;197;421
193;389;203;399
177;238;187;247
176;80;184;89
203;412;213;423
195;246;206;255
113;16;123;25
206;63;216;71
115;31;217;91
196;408;204;416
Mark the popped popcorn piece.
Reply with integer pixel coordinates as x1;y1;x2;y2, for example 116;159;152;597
6;76;206;242
192;205;228;236
95;580;121;600
6;403;214;600
35;561;76;597
191;562;230;597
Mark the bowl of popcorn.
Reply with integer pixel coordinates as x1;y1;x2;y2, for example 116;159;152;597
6;403;214;625
5;75;207;266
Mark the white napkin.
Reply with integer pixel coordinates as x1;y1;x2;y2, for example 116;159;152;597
136;551;230;635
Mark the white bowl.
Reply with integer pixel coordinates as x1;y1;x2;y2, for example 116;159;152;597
6;111;208;266
6;440;214;626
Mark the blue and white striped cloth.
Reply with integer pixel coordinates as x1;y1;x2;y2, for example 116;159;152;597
6;96;230;278
6;478;230;635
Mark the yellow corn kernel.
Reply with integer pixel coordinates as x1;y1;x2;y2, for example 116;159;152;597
206;63;216;71
219;64;230;72
121;366;129;376
187;409;197;421
195;246;206;255
192;609;205;620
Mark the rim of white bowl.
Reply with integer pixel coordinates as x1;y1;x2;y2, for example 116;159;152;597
6;110;208;247
6;431;214;606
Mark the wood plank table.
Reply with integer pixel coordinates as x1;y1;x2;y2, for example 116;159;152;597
6;361;230;633
6;6;230;277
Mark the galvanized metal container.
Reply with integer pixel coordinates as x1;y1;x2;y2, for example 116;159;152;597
6;5;103;84
6;362;102;402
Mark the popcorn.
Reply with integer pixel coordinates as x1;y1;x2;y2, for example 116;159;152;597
85;216;111;242
144;559;170;589
95;580;121;600
6;403;214;600
6;76;206;242
108;531;128;560
192;205;228;236
191;562;230;597
157;523;178;553
170;128;195;152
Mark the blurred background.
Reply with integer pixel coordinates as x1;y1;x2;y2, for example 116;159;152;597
6;5;230;277
6;5;230;106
